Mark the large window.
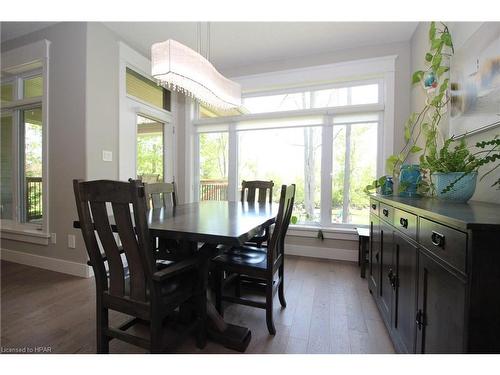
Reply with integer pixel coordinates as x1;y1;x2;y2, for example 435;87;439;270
0;72;45;227
195;77;386;228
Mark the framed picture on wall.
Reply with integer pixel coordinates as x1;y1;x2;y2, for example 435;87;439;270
449;23;500;137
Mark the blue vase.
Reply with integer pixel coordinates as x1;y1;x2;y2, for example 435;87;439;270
399;164;421;198
432;172;477;202
380;176;394;196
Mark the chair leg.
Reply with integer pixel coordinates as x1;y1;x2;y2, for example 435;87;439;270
278;265;287;308
196;291;207;349
265;283;276;335
215;267;223;316
234;273;241;297
96;305;109;354
150;309;162;354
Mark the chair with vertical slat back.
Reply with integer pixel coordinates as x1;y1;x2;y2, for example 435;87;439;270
144;182;181;261
139;174;160;184
144;182;177;210
240;180;274;247
73;179;206;353
212;184;296;335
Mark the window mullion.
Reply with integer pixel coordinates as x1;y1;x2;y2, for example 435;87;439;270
342;125;352;224
227;123;238;201
12;110;20;223
320;116;333;226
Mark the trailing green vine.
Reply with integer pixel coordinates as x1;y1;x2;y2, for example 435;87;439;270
365;22;500;196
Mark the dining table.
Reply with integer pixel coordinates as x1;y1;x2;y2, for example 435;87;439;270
74;200;277;352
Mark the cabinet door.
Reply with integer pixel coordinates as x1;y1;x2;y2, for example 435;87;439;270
379;221;394;324
416;251;466;353
369;214;381;296
393;231;418;353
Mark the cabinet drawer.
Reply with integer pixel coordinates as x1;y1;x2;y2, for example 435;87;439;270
419;217;467;274
394;208;417;240
379;203;394;223
370;198;379;216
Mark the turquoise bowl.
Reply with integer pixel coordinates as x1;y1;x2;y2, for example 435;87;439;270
432;172;477;202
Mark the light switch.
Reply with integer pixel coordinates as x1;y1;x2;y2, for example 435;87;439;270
102;150;113;162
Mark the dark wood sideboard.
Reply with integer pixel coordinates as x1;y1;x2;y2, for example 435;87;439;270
368;195;500;353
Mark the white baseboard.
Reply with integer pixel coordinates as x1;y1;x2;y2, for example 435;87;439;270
0;248;92;278
285;244;357;262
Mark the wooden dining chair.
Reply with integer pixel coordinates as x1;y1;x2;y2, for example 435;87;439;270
139;174;160;184
241;180;274;247
212;184;296;335
144;182;181;261
144;182;177;210
73;179;207;353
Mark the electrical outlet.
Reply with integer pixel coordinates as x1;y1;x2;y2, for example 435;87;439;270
51;233;57;244
68;234;76;249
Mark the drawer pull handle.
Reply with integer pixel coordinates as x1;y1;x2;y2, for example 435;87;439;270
416;309;425;330
431;231;445;248
400;217;408;228
388;268;397;290
383;208;389;217
371;204;377;210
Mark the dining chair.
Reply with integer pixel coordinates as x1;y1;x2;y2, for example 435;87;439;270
240;180;274;247
139;174;160;184
144;182;180;261
144;182;176;210
73;179;207;353
212;184;296;335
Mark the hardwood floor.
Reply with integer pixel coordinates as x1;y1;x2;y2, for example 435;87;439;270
0;256;394;354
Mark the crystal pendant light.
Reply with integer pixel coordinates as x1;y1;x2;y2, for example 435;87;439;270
151;23;241;110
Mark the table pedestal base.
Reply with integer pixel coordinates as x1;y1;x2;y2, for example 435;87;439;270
207;323;251;352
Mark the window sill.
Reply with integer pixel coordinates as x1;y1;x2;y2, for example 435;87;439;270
0;224;50;245
288;224;365;241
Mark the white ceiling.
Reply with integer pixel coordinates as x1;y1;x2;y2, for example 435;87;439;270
1;22;418;70
103;22;418;71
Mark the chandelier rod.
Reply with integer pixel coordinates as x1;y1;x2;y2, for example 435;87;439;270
196;22;201;55
207;22;211;61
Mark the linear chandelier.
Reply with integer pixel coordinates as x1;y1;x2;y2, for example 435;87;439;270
151;25;241;110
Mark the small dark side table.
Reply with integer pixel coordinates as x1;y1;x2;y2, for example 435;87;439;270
356;227;370;278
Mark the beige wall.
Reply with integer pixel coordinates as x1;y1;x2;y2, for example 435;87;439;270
410;22;500;204
85;22;120;181
1;22;88;263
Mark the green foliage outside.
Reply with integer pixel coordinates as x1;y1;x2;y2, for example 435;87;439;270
199;122;377;225
137;133;163;180
199;133;228;180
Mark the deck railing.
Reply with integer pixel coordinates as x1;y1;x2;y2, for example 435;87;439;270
26;177;42;222
200;179;228;201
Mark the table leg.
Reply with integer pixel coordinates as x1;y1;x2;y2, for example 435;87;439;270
197;243;252;352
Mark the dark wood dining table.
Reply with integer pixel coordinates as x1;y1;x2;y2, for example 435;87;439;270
74;200;276;352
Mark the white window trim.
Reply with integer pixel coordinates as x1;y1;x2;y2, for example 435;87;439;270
118;42;176;183
187;55;396;232
0;40;50;243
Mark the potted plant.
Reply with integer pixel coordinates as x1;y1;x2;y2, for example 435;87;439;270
365;22;500;201
423;136;499;201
